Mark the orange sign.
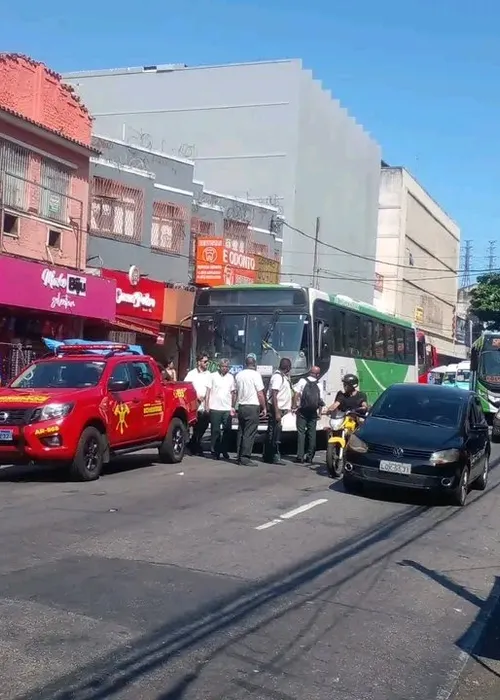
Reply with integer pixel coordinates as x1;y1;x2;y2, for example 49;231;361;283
195;237;256;286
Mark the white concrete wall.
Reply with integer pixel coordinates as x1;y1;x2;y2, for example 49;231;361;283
375;167;464;358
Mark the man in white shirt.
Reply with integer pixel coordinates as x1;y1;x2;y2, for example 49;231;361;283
293;365;325;463
206;358;236;459
263;357;293;465
235;354;266;466
184;353;212;455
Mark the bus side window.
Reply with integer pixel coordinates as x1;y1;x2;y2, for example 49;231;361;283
347;314;360;357
405;330;416;365
332;309;345;354
395;326;405;363
374;322;385;359
386;325;395;361
361;318;374;358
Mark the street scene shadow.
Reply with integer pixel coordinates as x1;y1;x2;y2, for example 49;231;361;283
399;560;500;686
0;452;160;482
11;482;500;700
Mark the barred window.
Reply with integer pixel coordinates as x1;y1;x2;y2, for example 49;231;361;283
151;201;186;254
90;177;142;241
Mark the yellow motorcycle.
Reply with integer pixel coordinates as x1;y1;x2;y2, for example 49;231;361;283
326;409;364;478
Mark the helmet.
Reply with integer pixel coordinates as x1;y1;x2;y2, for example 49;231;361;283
342;373;359;389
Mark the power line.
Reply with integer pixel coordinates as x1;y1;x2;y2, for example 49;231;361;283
283;221;493;276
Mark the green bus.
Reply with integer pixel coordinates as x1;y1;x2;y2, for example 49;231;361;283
470;331;500;416
192;284;418;432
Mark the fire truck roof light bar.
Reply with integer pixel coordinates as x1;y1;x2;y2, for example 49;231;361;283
56;344;142;358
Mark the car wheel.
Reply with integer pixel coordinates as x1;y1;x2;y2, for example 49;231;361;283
159;417;187;464
69;427;104;481
474;453;489;491
343;473;362;494
492;432;500;443
451;466;469;506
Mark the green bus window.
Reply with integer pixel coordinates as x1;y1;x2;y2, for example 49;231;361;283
361;318;374;358
405;331;416;364
386;326;395;361
374;322;385;359
395;326;405;363
332;309;345;354
348;314;360;357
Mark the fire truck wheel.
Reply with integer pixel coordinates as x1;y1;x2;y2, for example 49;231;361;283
159;417;187;464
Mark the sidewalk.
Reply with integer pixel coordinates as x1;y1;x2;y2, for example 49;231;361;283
452;602;500;700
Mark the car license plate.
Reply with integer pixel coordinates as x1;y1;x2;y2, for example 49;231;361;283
0;429;13;441
379;460;412;475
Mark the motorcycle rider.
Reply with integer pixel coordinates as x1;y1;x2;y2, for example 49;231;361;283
327;373;368;415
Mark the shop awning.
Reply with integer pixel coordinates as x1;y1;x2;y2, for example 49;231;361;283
112;315;162;338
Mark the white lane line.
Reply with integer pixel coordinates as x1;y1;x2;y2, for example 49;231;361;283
255;518;283;531
255;498;328;530
279;498;328;519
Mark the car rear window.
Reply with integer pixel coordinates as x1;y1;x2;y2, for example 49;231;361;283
371;390;462;427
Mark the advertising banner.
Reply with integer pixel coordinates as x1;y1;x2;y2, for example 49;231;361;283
195;238;256;286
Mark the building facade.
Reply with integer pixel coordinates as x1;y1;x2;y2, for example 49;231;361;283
374;166;465;359
86;135;281;374
0;53;117;380
64;59;381;303
88;135;281;284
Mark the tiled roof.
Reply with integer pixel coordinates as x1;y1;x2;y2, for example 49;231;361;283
0;104;99;154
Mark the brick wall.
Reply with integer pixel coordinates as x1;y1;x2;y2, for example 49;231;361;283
0;54;92;145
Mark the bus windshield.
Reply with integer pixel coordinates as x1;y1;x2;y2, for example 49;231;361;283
479;350;500;383
193;313;310;373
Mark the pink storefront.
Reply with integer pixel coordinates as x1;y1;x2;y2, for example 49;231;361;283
0;254;116;382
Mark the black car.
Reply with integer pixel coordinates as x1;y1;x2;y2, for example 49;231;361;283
344;384;490;506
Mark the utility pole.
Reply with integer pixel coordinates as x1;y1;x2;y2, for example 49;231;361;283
488;240;496;272
461;240;472;288
312;216;320;288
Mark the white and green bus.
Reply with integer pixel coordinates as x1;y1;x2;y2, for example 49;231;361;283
192;284;418;432
471;331;500;416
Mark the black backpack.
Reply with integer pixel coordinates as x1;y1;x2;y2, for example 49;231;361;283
300;378;321;412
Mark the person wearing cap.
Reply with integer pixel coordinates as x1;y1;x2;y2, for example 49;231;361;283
235;354;266;466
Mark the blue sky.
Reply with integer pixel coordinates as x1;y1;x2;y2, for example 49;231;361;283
3;0;499;273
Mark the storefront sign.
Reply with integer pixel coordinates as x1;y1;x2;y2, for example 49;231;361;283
414;306;424;324
0;255;116;321
254;255;280;284
102;269;165;322
454;315;467;344
195;237;256;286
41;268;88;310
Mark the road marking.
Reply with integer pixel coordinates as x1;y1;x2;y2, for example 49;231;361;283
255;498;328;530
279;498;328;519
255;519;282;530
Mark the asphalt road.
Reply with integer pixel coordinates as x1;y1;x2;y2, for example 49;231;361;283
1;444;500;700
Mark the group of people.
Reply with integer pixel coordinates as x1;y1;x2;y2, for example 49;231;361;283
184;353;367;467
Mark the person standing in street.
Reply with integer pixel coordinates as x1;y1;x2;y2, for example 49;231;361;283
184;353;212;455
206;358;236;460
293;365;324;463
235;354;266;466
263;358;293;465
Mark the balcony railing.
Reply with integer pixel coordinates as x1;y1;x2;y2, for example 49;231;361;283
0;171;83;228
